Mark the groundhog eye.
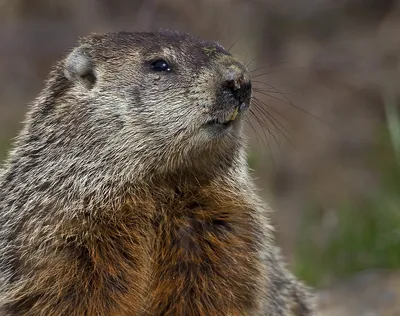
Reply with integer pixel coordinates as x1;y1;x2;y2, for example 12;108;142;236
151;59;171;72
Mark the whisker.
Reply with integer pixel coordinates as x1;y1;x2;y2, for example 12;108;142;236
245;56;258;70
227;38;240;53
244;113;263;151
247;109;277;166
251;67;306;78
252;107;284;158
249;61;288;74
254;87;300;96
252;100;296;151
247;110;271;148
252;99;295;144
252;97;295;142
253;81;296;107
253;83;328;125
254;90;293;106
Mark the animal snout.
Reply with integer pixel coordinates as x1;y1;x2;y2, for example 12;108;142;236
221;65;251;106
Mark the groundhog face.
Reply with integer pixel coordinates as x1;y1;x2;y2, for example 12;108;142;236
62;31;252;172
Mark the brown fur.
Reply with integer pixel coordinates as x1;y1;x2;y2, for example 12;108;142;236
3;178;267;315
0;31;314;315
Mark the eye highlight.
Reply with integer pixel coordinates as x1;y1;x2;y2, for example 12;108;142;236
151;59;171;72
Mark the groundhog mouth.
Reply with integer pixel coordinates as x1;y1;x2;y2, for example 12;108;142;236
206;102;248;127
207;107;239;125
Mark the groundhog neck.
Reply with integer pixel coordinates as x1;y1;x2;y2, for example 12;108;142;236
0;130;249;215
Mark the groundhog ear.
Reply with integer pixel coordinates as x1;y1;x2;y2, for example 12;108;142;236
64;46;96;89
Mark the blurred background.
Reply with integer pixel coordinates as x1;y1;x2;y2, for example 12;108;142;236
1;0;400;314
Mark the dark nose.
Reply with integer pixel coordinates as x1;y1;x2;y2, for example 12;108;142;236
222;66;251;105
224;68;245;91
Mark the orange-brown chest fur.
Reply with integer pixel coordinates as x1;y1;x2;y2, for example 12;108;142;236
146;200;264;315
9;186;265;316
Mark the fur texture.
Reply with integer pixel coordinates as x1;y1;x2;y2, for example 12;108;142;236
0;31;314;315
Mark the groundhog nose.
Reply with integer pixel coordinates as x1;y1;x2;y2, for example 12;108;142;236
221;66;251;105
223;67;245;91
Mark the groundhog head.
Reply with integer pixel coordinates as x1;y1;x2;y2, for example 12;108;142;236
30;31;252;178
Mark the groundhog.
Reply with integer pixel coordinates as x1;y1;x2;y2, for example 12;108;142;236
0;31;314;316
